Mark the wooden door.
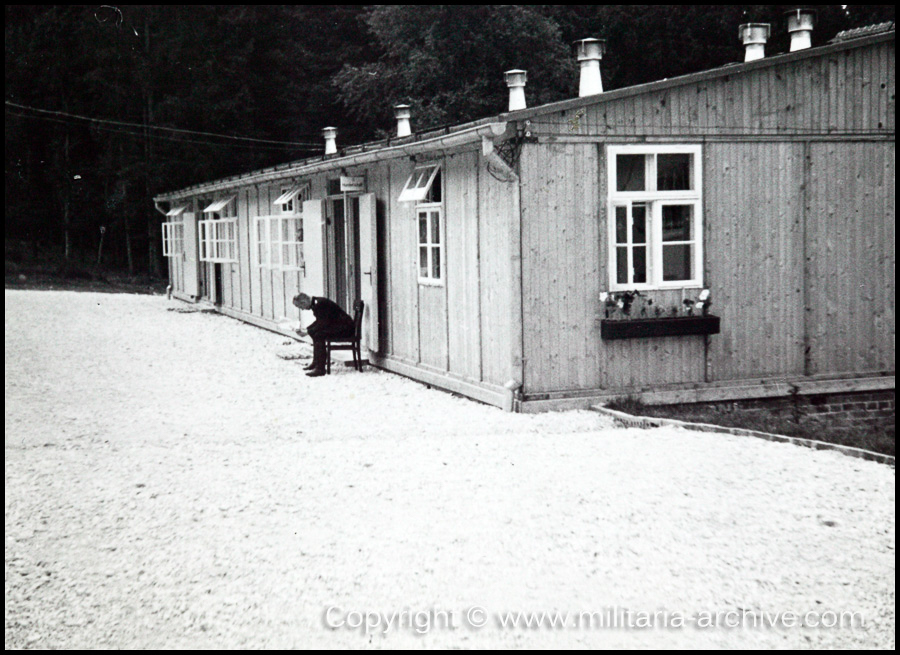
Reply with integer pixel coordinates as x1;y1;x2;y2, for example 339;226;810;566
182;212;200;298
301;199;325;330
358;193;379;353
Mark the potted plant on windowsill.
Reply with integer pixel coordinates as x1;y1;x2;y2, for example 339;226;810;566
599;289;720;340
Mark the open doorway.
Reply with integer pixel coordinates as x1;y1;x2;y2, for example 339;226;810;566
325;191;361;313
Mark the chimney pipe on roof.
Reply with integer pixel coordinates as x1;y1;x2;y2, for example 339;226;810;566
394;104;412;138
785;8;816;51
323;127;337;155
574;38;606;96
504;69;527;111
739;23;771;62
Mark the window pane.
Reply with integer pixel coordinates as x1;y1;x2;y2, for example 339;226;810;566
632;203;647;244
663;244;693;281
419;247;429;277
615;206;627;243
432;246;441;279
258;221;266;264
616;247;629;284
633;246;647;283
616;154;645;191
657;153;692;191
662;205;693;241
431;211;440;243
418;213;428;244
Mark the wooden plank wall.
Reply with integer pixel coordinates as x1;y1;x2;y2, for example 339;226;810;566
386;159;418;362
518;37;893;395
807;141;895;375
520;142;602;393
529;38;894;139
520;138;892;394
477;152;515;386
237;188;252;314
417;286;447;369
705;142;806;381
379;151;513;387
445;151;482;381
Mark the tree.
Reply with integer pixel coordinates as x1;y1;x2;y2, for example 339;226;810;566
333;6;577;136
5;6;371;274
543;6;896;91
6;5;895;274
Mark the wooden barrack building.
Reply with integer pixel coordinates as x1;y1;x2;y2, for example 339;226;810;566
154;25;894;412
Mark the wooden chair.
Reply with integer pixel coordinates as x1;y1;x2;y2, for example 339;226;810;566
325;299;365;374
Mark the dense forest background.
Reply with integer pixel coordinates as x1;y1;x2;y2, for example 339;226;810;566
5;5;894;278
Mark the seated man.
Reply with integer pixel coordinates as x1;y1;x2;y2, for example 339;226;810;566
292;293;355;377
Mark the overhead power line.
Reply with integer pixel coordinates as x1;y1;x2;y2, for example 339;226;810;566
4;100;324;148
6;109;322;153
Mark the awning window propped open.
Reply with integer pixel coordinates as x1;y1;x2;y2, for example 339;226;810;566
203;196;235;213
398;164;440;203
165;205;187;217
273;185;309;207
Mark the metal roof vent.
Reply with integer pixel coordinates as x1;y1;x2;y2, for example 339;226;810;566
322;127;337;155
785;8;816;51
739;23;771;62
394;104;412;138
574;38;606;96
504;69;527;111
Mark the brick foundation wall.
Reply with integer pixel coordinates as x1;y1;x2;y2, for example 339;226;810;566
663;390;895;437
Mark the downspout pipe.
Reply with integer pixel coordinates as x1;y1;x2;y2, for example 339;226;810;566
482;136;518;182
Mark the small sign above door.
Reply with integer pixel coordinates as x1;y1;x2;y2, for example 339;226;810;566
340;176;366;193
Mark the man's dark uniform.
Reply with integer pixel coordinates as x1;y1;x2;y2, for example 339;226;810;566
306;297;354;373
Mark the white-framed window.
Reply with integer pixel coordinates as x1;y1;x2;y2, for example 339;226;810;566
255;215;304;271
399;164;443;284
161;205;186;257
199;196;238;263
161;222;184;257
417;206;442;284
199;218;238;263
607;145;703;290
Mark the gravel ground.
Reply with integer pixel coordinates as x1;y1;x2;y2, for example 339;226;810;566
5;289;895;649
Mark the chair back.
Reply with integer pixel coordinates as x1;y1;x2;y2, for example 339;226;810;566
352;299;365;340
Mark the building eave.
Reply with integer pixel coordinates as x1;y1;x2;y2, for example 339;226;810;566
155;121;509;202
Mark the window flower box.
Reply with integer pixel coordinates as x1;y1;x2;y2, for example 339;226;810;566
600;314;720;340
598;289;719;340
